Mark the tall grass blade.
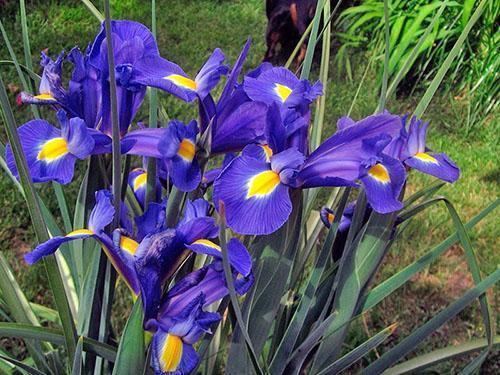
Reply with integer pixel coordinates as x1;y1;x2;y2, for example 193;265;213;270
103;0;122;227
111;300;145;375
385;336;500;375
0;355;45;375
269;189;349;374
300;0;325;79
71;337;84;375
360;199;498;311
146;0;158;207
317;323;397;375
0;322;117;362
377;0;390;111
81;0;104;22
218;204;264;375
362;268;500;374
0;72;77;365
413;0;487;117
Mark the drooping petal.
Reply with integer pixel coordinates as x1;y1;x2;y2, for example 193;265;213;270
151;330;199;375
5;119;77;184
213;154;292;235
359;155;405;214
405;152;460;183
58;111;95;159
186;238;252;277
24;231;93;265
121;128;167;158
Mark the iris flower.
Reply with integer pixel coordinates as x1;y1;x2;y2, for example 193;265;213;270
121;47;228;103
150;255;253;374
391;116;460;183
23;190;140;294
214;112;406;235
5;111;97;184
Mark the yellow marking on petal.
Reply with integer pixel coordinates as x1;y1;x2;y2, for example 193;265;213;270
178;138;196;162
414;152;439;164
133;172;147;191
160;334;183;373
327;213;335;224
192;239;221;251
37;137;69;162
274;83;292;102
247;170;280;198
66;229;93;237
368;163;390;183
164;74;197;90
261;144;273;162
34;93;55;101
120;236;139;255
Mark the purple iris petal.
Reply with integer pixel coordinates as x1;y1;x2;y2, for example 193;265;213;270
218;38;251;110
405;152;459;183
181;199;211;223
158;120;201;192
186;238;252;277
176;217;219;245
135;201;166;241
359;155;405;214
211;95;268;154
129;55;197;102
195;48;229;100
58;111;95;159
6;119;79;184
67;47;102;128
213;152;292;235
270;147;305;173
24;233;92;265
121;128;167;158
151;329;200;375
88;190;115;233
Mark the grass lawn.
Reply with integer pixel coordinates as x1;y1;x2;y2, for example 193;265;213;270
1;0;498;371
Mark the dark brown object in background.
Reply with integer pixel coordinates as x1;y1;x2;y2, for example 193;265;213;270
264;0;317;66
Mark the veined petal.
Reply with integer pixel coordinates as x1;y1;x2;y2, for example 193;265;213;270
194;48;229;99
5;119;77;184
88;190;115;233
186;238;252;276
359;156;405;214
121;128;167;158
214;154;292;235
405;152;460;183
152;330;198;375
24;231;93;265
130;56;197;102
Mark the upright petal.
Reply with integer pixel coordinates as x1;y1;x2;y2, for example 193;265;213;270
194;48;229;99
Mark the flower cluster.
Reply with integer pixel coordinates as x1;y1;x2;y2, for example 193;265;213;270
8;20;459;374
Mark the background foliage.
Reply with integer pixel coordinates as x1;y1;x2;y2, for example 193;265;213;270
0;0;498;373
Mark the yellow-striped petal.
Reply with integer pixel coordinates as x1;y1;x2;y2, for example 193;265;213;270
160;334;183;373
120;236;140;255
133;172;147;191
247;170;280;198
37;137;69;162
164;74;197;91
274;83;292;102
414;152;439;164
368;163;390;183
192;239;221;251
66;229;94;237
178;138;196;162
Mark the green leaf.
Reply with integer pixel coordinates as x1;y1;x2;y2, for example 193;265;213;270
317;323;397;375
112;300;145;375
81;0;104;22
414;0;487;117
0;355;45;375
0;71;77;366
363;268;500;374
218;206;264;375
385;336;500;374
311;207;398;372
71;337;84;375
269;189;349;374
360;198;498;312
300;0;325;79
0;322;116;362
